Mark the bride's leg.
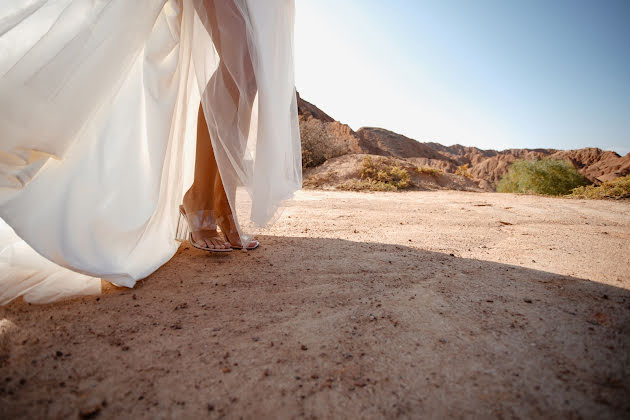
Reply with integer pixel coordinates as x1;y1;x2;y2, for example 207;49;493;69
183;0;256;249
181;105;232;250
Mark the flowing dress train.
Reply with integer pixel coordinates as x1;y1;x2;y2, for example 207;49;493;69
0;0;302;303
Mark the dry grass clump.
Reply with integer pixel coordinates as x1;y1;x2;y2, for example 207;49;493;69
300;116;357;168
303;171;337;189
336;179;398;192
497;159;588;196
337;156;411;192
358;156;411;189
568;175;630;200
455;164;473;178
416;166;443;176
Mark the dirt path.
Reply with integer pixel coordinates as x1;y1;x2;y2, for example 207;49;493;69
1;191;629;419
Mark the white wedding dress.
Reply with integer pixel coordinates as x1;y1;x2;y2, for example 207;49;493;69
0;0;302;303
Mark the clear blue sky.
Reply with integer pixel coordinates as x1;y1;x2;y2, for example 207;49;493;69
294;0;630;155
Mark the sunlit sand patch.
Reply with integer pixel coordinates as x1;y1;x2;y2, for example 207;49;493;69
0;318;17;336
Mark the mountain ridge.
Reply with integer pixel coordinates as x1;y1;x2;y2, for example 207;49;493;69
297;95;630;190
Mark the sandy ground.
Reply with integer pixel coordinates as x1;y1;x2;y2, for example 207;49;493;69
1;190;629;419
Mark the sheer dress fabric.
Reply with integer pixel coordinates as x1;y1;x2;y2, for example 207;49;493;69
0;0;302;303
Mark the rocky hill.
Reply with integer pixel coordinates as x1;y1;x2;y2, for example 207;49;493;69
297;95;630;191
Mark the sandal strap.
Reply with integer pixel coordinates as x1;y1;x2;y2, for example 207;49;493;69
217;213;239;236
183;208;218;232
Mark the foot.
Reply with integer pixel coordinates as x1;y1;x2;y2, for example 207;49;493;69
190;230;231;250
182;186;258;250
218;214;259;250
182;190;231;251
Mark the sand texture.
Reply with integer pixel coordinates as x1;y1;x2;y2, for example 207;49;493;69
1;190;629;419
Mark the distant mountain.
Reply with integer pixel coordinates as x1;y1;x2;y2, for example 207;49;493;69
297;92;334;123
297;95;630;190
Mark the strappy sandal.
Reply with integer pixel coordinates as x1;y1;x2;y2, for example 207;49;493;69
219;214;260;251
176;205;232;252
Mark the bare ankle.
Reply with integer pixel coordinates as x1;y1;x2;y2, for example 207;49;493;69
183;185;214;212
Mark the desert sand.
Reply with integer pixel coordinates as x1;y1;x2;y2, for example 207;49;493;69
1;190;629;419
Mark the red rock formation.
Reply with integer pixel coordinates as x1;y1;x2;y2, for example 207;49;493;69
550;149;630;182
297;94;629;190
297;93;334;123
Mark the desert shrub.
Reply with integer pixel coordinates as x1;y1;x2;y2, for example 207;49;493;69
455;163;472;178
336;179;398;192
302;171;337;189
416;166;443;176
300;116;356;168
497;159;589;196
358;156;411;190
568;175;630;200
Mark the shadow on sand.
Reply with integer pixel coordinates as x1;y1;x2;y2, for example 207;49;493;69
1;235;628;418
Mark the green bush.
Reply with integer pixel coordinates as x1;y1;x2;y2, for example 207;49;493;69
497;159;589;196
569;175;630;200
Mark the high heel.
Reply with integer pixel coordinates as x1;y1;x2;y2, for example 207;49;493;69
232;239;260;251
176;205;232;252
175;208;190;242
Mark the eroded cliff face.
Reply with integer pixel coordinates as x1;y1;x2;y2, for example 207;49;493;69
297;94;630;190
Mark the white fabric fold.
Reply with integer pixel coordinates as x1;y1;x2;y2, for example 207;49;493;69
0;0;301;304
